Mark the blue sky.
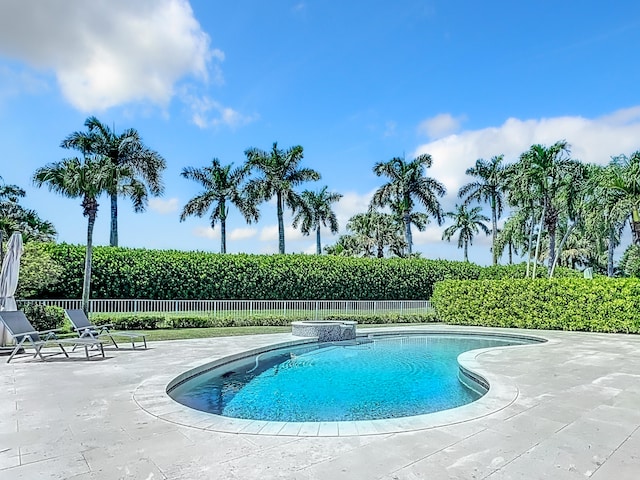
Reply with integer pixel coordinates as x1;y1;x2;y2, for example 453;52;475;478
1;0;640;264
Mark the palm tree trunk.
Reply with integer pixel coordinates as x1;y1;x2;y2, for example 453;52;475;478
532;204;546;279
607;228;615;277
631;208;640;245
548;219;557;269
220;202;227;254
110;192;118;247
464;241;468;262
550;221;575;278
404;212;412;255
316;226;321;255
82;208;96;315
508;241;513;264
277;191;285;254
220;220;226;254
526;205;534;278
491;197;497;265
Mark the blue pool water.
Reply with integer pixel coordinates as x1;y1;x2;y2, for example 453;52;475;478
169;334;537;422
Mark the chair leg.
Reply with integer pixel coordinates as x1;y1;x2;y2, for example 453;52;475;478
57;343;70;358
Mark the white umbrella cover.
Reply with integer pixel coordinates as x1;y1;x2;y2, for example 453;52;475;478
0;232;23;346
0;232;24;311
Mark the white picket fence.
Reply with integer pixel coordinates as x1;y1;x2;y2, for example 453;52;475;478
18;299;433;320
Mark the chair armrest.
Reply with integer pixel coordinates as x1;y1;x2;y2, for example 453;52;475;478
38;328;63;334
39;328;64;340
94;323;114;329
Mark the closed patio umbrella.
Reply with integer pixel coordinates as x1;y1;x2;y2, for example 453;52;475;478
0;232;23;346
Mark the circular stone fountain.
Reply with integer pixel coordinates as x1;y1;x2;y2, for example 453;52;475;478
291;320;357;341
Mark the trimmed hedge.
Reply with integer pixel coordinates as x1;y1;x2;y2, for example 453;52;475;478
20;304;66;332
34;244;481;300
431;278;640;333
25;243;582;301
91;311;437;330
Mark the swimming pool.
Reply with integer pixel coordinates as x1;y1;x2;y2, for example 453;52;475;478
168;333;541;422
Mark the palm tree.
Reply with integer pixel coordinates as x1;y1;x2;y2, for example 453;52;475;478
522;141;576;273
346;211;406;258
587;162;635;276
292;186;342;254
442;204;490;262
504;153;541;277
371;154;445;255
61;116;166;247
609;152;640;245
459;155;506;265
244;142;320;254
180;159;258;253
0;177;56;261
494;211;528;264
32;156;129;313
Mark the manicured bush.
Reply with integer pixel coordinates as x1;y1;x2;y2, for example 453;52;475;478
431;278;640;333
90;311;437;330
34;244;482;300
20;304;66;332
15;242;63;298
478;263;582;279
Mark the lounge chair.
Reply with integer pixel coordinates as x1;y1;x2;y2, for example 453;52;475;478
0;310;105;363
65;309;147;349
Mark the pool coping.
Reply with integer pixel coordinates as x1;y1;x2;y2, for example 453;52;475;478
133;328;553;437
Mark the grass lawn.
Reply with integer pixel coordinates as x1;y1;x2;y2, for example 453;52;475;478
127;322;434;342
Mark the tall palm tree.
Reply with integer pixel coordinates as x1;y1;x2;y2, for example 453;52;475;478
504;153;541;277
33;156;138;313
292;186;342;254
244;142;320;254
442;204;490;262
522;141;576;273
61;116;166;247
180;159;258;254
459;155;506;265
371;154;445;255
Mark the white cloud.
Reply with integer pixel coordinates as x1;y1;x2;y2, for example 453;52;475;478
229;227;257;241
413;106;640;197
417;113;466;139
259;225;306;242
192;225;218;239
184;93;258;129
149;197;179;214
333;190;375;229
413;225;445;245
0;0;215;111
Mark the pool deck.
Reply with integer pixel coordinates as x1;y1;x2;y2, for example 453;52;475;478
1;325;640;479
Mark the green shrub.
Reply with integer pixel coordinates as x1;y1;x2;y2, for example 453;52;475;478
15;242;63;298
431;278;640;333
620;245;640;278
325;312;437;324
20;304;66;332
478;263;582;279
35;244;482;300
89;310;437;330
95;314;163;330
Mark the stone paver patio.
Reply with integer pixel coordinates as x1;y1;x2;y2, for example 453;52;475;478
1;325;640;479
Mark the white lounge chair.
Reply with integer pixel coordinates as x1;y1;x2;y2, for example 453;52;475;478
65;309;147;349
0;310;105;363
